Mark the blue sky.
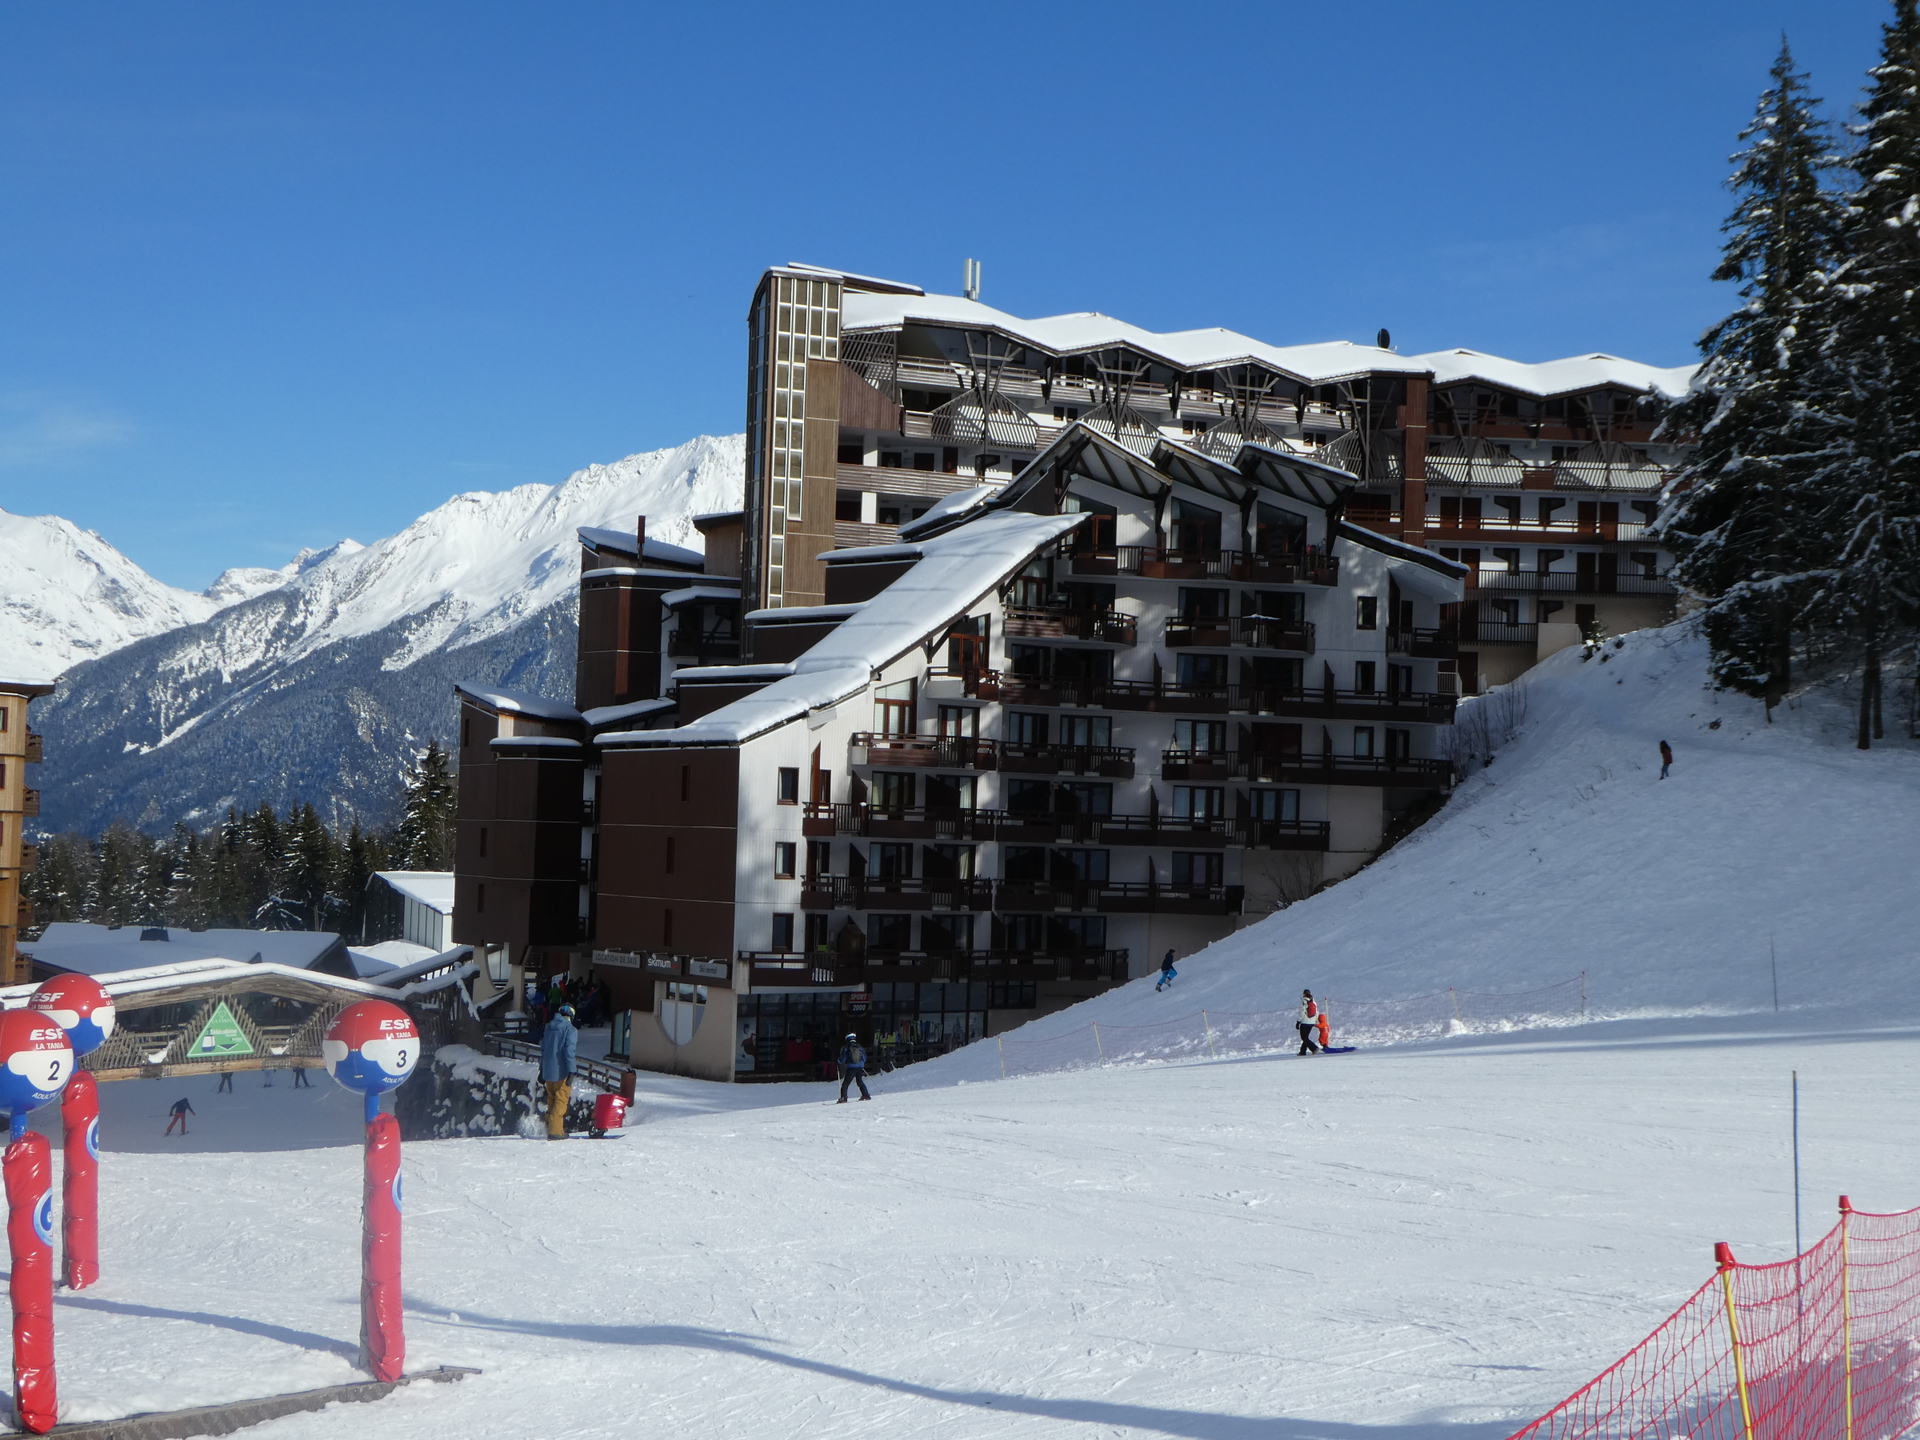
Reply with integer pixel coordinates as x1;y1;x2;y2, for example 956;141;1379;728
0;0;1894;589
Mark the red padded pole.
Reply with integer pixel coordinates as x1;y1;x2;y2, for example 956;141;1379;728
361;1112;404;1382
5;1135;56;1434
60;1072;100;1291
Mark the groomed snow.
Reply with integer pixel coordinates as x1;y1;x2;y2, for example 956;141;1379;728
17;622;1918;1439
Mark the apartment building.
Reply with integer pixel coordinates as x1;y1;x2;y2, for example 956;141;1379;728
0;678;54;987
452;263;1690;1081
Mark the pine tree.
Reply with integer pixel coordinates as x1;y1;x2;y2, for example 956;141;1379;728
1660;37;1847;709
1789;0;1920;747
392;742;457;870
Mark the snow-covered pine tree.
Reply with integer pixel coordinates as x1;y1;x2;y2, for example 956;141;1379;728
1788;0;1920;747
1659;38;1846;711
392;741;457;871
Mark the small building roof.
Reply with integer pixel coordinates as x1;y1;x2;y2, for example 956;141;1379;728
23;924;345;978
453;684;584;724
576;527;706;569
370;871;455;915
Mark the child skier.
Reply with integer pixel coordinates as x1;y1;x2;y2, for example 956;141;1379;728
1296;990;1322;1055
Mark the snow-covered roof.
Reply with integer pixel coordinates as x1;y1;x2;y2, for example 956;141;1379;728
777;261;924;295
582;696;676;728
0;676;57;694
371;871;455;914
21;924;344;978
453;684;584;724
576;527;706;570
1336;522;1470;575
898;484;999;540
674;662;797;683
491;735;585;752
1337;522;1470;601
744;603;865;624
602;510;1083;749
580;566;738;585
841;289;1695;400
661;585;740;609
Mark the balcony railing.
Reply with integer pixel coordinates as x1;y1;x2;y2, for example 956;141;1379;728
1068;546;1339;586
668;625;741;662
19;789;38;818
23;732;43;764
739;952;852;987
1464;621;1540;646
1004;605;1138;645
746;948;1132;986
803;876;997;912
1421;517;1659;544
849;733;998;769
1473;570;1676;597
996;742;1136;777
1234;754;1454;788
1386;626;1459;659
1097;814;1234;848
1164;616;1315;653
995;880;1244;915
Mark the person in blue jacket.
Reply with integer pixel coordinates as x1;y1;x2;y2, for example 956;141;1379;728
836;1032;872;1102
540;1003;579;1139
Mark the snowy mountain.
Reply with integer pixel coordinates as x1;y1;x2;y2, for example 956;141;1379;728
0;505;307;678
30;434;745;833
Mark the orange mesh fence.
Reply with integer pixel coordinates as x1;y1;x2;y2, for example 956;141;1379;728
1506;1199;1920;1440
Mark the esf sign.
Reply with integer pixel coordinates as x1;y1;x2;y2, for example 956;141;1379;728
687;958;731;982
591;950;644;970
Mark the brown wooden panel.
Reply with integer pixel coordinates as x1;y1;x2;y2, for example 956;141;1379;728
837;361;898;433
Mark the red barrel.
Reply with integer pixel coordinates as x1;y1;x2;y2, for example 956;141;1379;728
592;1093;628;1135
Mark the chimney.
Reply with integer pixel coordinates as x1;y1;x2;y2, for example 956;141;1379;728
635;515;646;555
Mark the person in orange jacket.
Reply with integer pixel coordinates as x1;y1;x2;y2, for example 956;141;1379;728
1315;1000;1331;1051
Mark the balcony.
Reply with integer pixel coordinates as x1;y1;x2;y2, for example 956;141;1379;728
1098;815;1233;848
1387;626;1459;659
1104;682;1455;724
995;880;1243;916
1159;749;1236;781
1235;754;1453;789
849;733;998;770
1067;546;1339;587
19;789;38;818
1164;616;1315;653
804;802;1001;842
1237;819;1333;851
17;844;36;875
1421;517;1659;545
1474;570;1676;597
668;624;741;664
23;732;43;764
997;742;1135;778
1464;622;1540;646
739;952;852;988
802;876;996;912
1004;605;1138;646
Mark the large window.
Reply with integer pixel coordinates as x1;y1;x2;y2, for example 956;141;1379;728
869;771;915;811
869;842;913;879
869;914;912;950
1055;781;1112;816
1005;711;1048;745
874;680;915;737
770;913;795;952
1170;786;1225;819
1057;714;1112;748
1174;719;1227;753
1171;852;1223;886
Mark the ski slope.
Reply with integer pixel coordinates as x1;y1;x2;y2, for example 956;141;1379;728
13;623;1920;1438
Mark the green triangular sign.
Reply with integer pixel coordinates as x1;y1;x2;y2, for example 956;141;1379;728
190;1001;254;1059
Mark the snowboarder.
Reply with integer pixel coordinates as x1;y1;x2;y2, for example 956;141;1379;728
1156;950;1178;991
1659;739;1674;779
836;1032;871;1102
1296;990;1322;1056
540;1003;579;1140
164;1096;195;1136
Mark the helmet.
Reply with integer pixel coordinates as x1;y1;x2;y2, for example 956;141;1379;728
846;1032;858;1040
559;1004;576;1017
1301;989;1312;998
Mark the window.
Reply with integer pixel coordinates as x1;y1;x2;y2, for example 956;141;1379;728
1171;852;1223;886
1052;405;1081;422
1175;653;1227;688
1051;914;1107;951
806;839;831;877
1354;661;1377;694
937;704;978;740
837;436;865;465
777;767;799;804
1249;788;1300;822
870;771;915;812
874;680;914;737
1003;846;1046;881
770;913;795;952
869;913;912;950
1171;785;1225;820
1353;727;1376;758
664;836;676;873
1355;595;1379;630
1492;548;1521;573
1005;711;1048;746
1385;728;1412;761
1055;848;1109;883
1006;779;1051;813
774;842;796;878
869;842;912;879
805;913;830;952
1057;714;1111;748
1174;719;1226;754
475;883;486;913
1055;781;1112;816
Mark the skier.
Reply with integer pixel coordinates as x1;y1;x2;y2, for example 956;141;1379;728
1296;990;1322;1056
876;1028;897;1072
1659;739;1674;780
540;1003;578;1140
836;1032;872;1103
1156;950;1178;992
164;1096;195;1136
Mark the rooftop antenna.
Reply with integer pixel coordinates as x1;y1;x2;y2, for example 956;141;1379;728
963;257;981;302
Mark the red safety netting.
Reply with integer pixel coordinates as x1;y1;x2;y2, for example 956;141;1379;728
1506;1200;1920;1440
